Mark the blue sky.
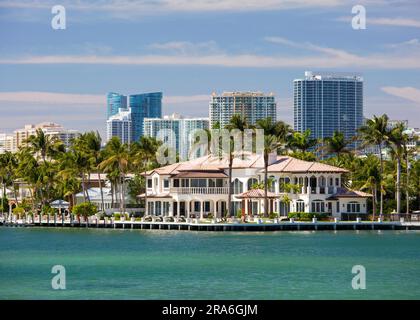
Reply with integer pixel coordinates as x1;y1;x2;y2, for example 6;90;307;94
0;0;419;138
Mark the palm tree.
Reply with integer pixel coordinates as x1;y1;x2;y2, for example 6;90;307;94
84;132;105;212
132;136;161;215
0;152;19;220
358;114;390;217
287;129;318;153
358;156;380;221
256;117;290;216
26;129;63;163
389;123;408;214
225;114;249;217
321;131;352;159
100;137;130;215
0;152;16;217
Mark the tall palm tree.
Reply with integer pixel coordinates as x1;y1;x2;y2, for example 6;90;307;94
389;123;408;214
358;156;380;221
100;137;130;215
0;152;17;216
132;136;161;214
256;117;290;216
84;131;105;211
358;114;390;217
225;114;249;217
0;152;18;216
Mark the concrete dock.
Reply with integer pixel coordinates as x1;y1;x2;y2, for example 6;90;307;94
2;219;420;232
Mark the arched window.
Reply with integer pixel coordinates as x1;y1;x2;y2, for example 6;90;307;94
232;179;243;194
269;176;276;193
279;177;291;193
279;178;285;192
319;176;326;194
310;176;317;193
247;178;258;191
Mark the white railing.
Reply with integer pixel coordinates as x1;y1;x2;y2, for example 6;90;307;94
170;187;229;194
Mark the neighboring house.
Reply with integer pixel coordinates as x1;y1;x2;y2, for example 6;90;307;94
140;153;371;219
75;187;139;214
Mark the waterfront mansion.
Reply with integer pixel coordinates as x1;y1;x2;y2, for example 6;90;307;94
141;153;371;219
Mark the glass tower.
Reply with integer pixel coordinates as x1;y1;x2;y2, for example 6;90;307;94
129;92;162;141
209;92;277;129
107;92;127;119
294;71;363;153
143;113;209;160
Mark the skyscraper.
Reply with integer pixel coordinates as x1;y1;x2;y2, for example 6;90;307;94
209;92;277;129
143;113;209;160
129;92;162;141
106;108;132;144
294;71;363;152
107;92;127;119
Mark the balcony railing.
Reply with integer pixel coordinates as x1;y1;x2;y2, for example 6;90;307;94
170;187;229;194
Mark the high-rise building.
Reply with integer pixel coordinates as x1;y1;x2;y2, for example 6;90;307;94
209;91;277;129
143;113;209;160
0;133;7;154
107;92;127;119
5;122;79;153
294;71;363;153
129;92;162;142
106;108;132;144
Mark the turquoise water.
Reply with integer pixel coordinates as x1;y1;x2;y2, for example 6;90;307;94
1;227;420;299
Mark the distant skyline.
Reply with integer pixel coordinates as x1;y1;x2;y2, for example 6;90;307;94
1;0;420;138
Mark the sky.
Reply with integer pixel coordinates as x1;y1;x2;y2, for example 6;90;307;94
0;0;420;139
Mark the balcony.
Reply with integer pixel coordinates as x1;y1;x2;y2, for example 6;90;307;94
170;187;229;195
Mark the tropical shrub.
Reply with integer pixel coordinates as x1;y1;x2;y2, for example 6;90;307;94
12;207;25;218
72;202;97;217
0;197;9;213
268;212;278;219
288;212;328;221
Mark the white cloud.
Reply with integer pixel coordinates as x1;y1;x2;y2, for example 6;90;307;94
1;48;420;69
386;38;420;48
369;17;420;28
0;91;104;104
336;16;420;28
381;87;420;104
0;0;350;12
148;41;221;55
0;91;212;105
1;36;419;69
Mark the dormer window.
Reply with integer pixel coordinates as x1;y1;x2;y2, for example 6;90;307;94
163;179;169;189
147;179;152;188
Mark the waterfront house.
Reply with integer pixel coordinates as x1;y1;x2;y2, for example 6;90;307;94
140;153;371;219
